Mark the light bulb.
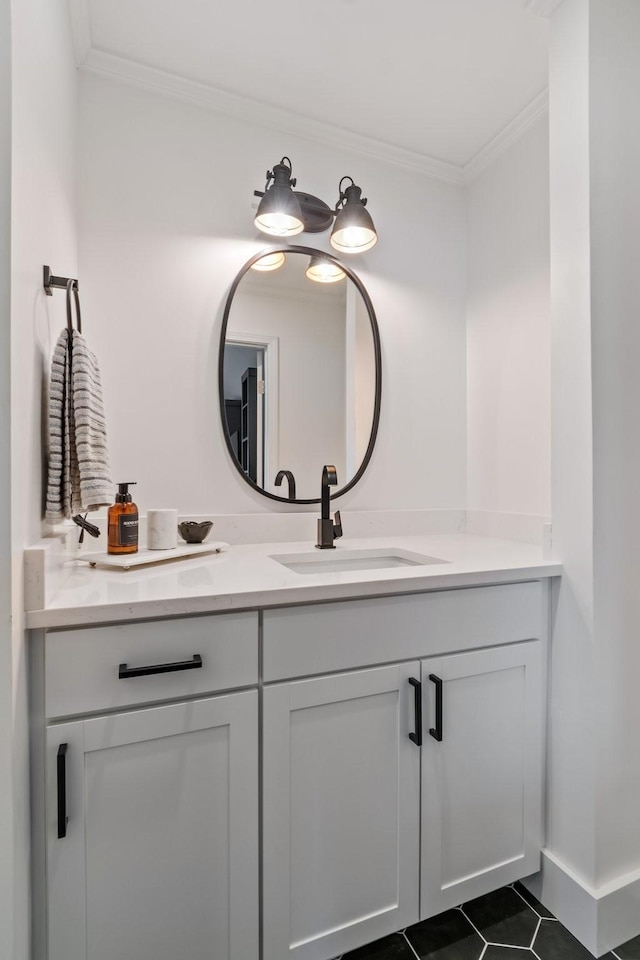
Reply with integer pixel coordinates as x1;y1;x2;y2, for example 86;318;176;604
254;210;304;237
251;251;286;272
330;224;377;253
305;257;345;283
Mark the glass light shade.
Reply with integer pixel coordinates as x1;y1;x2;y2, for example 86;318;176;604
305;256;346;283
254;187;304;237
251;251;286;272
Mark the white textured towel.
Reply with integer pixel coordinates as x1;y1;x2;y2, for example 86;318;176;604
46;328;113;520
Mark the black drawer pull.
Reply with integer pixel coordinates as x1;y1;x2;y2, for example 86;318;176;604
429;674;443;742
408;677;422;747
57;743;68;839
118;654;203;679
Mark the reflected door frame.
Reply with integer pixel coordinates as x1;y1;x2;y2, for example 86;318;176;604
226;332;280;494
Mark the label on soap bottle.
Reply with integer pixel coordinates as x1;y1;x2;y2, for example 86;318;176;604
118;514;139;546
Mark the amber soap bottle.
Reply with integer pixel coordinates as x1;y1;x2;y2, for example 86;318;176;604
107;482;139;555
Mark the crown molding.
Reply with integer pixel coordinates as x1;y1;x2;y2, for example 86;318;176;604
80;49;465;185
463;88;548;183
67;0;91;66
523;0;565;17
73;28;548;189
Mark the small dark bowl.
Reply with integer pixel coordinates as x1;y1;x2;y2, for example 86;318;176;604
178;521;214;544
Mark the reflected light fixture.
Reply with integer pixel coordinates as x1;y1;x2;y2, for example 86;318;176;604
305;255;346;284
254;157;304;237
330;177;378;253
253;158;377;251
250;251;286;272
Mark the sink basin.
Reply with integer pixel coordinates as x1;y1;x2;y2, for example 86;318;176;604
271;547;447;575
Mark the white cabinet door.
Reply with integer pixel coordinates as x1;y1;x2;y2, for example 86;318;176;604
263;663;421;960
420;641;544;917
46;692;259;960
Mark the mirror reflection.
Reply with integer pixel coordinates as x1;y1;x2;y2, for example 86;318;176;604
221;248;380;502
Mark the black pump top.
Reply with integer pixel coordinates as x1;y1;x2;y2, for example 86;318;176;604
115;482;136;503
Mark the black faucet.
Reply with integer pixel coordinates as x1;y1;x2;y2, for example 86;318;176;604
275;469;296;500
316;465;343;549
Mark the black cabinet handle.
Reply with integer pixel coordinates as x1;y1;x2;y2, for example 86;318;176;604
429;674;443;742
118;654;203;679
408;677;422;746
57;744;68;839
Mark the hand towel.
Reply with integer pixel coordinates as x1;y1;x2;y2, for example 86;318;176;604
46;328;113;520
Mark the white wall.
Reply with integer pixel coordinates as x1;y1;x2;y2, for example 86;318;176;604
589;0;640;888
77;72;467;516
547;0;597;892
543;2;640;948
0;0;12;952
466;117;551;520
9;0;78;955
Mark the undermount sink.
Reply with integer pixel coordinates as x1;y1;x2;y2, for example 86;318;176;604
271;547;447;575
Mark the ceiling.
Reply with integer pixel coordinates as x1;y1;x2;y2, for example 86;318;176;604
76;0;549;172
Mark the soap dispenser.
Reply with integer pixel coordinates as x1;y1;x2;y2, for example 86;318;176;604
108;482;139;555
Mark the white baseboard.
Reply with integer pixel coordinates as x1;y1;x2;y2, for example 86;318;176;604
522;849;640;956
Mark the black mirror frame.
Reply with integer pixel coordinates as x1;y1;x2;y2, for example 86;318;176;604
218;245;382;505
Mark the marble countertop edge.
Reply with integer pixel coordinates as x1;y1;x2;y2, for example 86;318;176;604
25;533;562;630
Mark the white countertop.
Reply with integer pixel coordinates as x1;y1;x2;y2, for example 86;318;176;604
25;533;562;629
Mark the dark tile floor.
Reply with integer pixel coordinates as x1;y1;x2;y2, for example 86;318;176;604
336;883;640;960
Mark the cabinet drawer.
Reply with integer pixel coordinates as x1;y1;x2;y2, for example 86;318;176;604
263;581;545;681
45;612;258;718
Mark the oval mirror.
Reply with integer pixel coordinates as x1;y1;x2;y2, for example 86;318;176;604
219;246;381;504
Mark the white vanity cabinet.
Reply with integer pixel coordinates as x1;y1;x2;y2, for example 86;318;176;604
261;582;547;960
33;579;549;960
263;662;421;960
34;612;260;960
420;641;543;916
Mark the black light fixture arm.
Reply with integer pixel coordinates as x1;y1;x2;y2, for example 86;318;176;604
337;175;354;203
336;176;367;211
265;156;296;191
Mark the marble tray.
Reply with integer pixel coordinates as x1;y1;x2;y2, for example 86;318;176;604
79;542;229;570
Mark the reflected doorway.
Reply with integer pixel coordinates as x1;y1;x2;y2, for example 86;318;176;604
223;335;279;490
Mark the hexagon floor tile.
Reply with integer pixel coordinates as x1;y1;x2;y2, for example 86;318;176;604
513;881;556;920
462;887;539;947
339;883;640;960
533;919;595;960
405;907;484;960
340;932;415;960
613;934;640;960
483;947;536;960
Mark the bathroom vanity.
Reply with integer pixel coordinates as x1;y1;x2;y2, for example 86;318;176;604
27;534;560;960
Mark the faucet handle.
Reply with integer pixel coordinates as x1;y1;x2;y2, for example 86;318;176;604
333;510;343;540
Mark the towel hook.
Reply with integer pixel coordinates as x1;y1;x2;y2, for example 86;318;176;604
43;265;82;334
43;265;78;296
66;278;82;335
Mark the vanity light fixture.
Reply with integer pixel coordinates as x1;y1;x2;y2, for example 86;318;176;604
330;177;378;254
253;158;377;252
254;157;304;237
305;255;346;284
250;250;286;272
